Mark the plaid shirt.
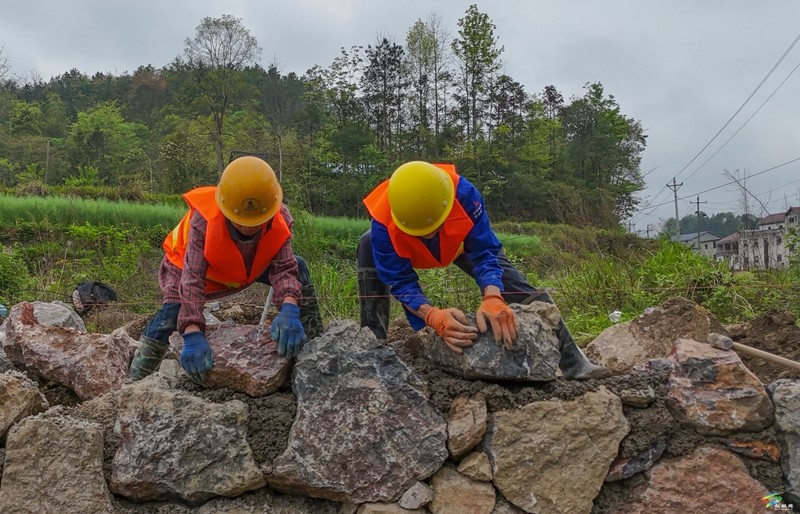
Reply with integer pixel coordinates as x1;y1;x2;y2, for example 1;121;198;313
158;203;302;333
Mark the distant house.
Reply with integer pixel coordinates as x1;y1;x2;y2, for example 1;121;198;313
721;206;799;270
715;232;740;270
673;231;722;258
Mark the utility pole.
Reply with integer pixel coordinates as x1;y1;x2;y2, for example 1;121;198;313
667;178;683;238
646;224;654;238
694;195;708;253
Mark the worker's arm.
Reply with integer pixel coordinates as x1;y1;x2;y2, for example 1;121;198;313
177;211;212;334
265;204;302;309
457;179;518;348
370;221;429;316
176;212;214;380
458;178;505;293
265;205;304;357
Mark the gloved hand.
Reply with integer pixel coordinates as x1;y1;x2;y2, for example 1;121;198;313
424;307;478;353
180;331;214;382
476;294;518;349
271;303;306;358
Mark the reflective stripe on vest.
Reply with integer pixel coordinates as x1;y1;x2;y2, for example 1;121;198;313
163;187;290;293
363;164;474;269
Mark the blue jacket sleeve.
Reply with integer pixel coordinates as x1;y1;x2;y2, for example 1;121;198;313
457;178;505;292
370;220;431;313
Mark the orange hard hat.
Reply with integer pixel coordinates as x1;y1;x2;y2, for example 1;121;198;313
215;156;283;226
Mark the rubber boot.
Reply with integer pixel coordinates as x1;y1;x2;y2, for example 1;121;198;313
299;283;324;339
128;336;169;381
556;319;613;380
358;268;390;340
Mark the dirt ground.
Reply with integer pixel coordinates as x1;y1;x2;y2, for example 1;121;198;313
16;305;800;512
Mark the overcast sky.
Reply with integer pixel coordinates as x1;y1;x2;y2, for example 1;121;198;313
3;1;800;233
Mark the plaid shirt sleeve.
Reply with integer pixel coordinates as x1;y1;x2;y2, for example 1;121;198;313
173;211;210;333
268;204;303;309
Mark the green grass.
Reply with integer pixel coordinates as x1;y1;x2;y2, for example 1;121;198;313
0;194;184;230
3;194;798;341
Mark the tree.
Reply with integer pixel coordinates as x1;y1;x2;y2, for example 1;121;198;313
487;74;529;147
182;15;262;173
405;14;452;156
0;45;10;82
559;82;646;222
68;102;149;185
451;4;503;144
127;65;167;126
362;38;407;155
256;64;306;179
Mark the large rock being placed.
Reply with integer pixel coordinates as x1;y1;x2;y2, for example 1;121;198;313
487;387;630;514
0;414;115;514
2;301;133;399
586;297;727;373
667;339;774;435
419;302;561;381
110;374;265;505
267;320;448;503
169;321;291;397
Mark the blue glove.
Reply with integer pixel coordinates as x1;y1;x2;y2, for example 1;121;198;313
180;331;214;382
271;303;306;358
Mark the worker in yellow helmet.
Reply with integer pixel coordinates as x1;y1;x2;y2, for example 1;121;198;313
128;156;323;383
359;161;611;380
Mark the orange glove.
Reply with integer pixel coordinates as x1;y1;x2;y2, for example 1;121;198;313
476;294;518;349
424;307;478;353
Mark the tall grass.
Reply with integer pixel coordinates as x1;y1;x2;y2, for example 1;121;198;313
3;195;798;341
0;194;184;230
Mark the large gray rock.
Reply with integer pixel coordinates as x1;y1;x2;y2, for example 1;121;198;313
30;300;86;331
768;379;800;505
110;374;265;504
419;302;561;381
0;414;114;514
267;320;448;503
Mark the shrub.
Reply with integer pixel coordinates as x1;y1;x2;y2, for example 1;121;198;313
0;246;36;304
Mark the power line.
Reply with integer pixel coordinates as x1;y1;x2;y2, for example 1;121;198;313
682;56;800;183
632;32;800;225
639;155;800;212
672;32;800;182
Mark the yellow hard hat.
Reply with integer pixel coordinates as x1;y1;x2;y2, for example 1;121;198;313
215;156;283;227
388;161;455;236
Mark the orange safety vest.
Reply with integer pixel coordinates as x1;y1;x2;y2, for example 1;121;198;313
163;187;290;293
363;163;474;269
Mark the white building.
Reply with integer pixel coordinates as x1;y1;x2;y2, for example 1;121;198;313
725;207;800;270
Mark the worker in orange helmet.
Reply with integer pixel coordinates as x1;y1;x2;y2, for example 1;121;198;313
128;156;323;383
358;160;611;380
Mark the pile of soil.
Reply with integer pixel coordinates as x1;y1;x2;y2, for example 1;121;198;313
733;311;800;384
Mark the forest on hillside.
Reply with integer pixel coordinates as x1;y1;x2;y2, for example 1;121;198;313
0;6;646;227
